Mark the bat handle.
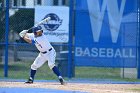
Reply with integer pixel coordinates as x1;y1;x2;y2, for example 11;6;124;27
26;17;51;33
27;27;33;33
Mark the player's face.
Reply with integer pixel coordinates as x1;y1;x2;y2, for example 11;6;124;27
34;30;42;37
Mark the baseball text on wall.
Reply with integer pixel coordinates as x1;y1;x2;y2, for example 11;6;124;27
75;0;138;67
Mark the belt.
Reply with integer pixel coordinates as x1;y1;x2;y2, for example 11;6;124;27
41;48;52;54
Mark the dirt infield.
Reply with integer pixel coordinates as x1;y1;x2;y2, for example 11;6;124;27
0;82;140;93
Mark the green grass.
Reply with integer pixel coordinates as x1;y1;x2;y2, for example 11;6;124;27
75;67;120;79
0;61;57;80
75;67;140;82
0;61;140;82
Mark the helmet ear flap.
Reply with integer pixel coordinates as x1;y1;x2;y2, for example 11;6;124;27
34;32;37;35
32;26;42;33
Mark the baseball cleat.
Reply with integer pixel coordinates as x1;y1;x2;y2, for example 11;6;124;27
58;76;66;85
25;78;33;84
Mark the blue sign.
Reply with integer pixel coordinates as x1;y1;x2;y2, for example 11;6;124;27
75;0;138;67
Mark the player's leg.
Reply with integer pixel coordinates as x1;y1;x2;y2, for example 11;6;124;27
52;65;66;85
47;49;65;85
25;53;47;83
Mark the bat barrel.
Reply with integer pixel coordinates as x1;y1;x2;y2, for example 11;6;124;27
27;17;51;33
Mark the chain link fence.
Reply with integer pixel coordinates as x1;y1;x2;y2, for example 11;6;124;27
74;0;139;80
0;0;70;79
0;0;140;82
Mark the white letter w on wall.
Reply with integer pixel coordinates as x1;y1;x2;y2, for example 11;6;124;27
87;0;126;43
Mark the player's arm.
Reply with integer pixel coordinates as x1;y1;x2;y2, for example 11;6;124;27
23;34;32;43
19;30;32;43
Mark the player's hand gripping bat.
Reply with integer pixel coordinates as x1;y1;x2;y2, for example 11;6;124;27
19;17;51;38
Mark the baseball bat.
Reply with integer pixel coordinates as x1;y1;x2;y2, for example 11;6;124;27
28;17;51;32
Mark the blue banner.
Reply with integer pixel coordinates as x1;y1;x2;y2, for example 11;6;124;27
75;0;138;67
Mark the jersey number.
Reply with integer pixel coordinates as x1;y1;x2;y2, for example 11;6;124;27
35;40;42;48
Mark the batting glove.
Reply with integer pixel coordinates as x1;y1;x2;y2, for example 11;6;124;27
19;30;28;38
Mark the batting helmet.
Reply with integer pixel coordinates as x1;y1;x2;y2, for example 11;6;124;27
32;26;42;33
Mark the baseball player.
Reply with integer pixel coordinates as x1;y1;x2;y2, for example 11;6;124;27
19;26;65;85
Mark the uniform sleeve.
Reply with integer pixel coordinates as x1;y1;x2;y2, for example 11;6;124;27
26;33;35;44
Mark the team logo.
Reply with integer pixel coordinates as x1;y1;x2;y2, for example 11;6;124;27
43;13;62;31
